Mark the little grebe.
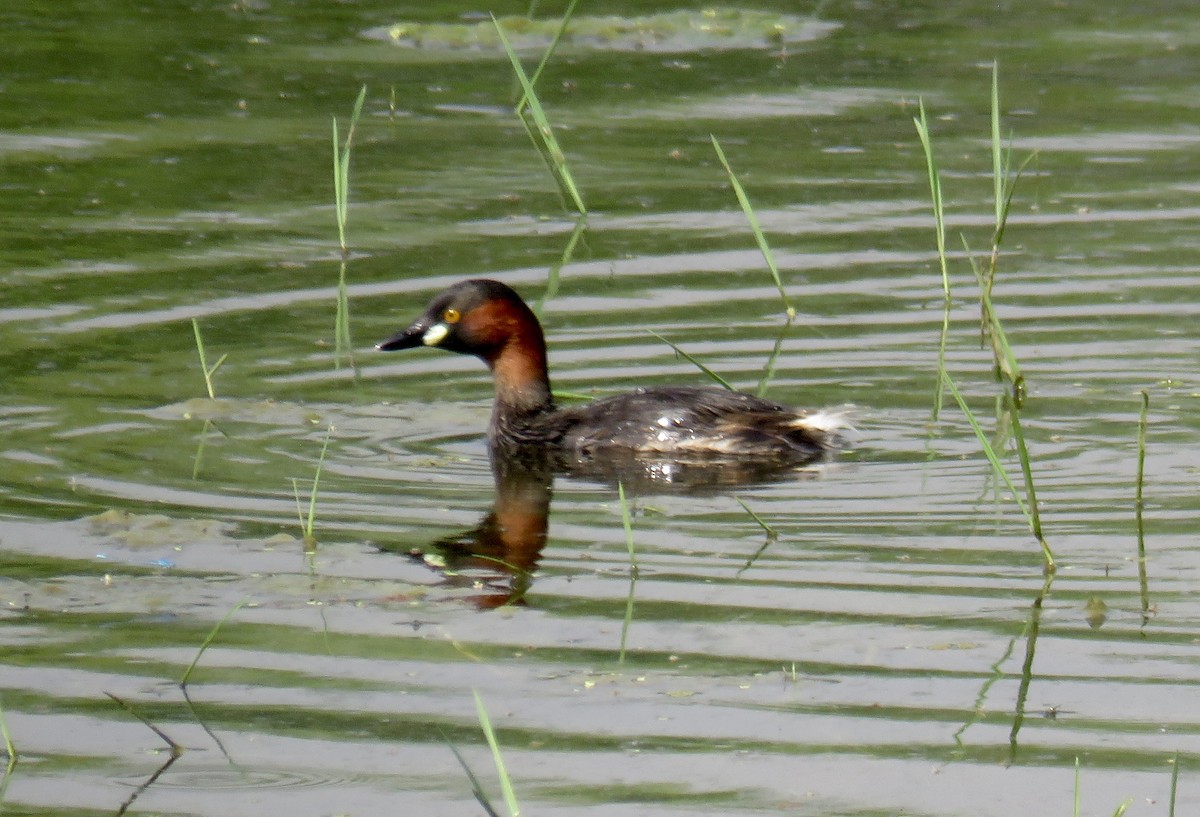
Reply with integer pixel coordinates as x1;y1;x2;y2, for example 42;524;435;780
376;279;847;463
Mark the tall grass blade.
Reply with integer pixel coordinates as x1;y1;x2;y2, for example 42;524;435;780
180;599;246;687
473;690;520;817
1169;751;1180;817
942;372;1030;520
755;316;792;397
522;0;580;100
493;14;587;215
0;694;16;765
943;372;1055;568
913;99;948;296
1005;394;1052;569
991;61;1004;229
104;692;183;756
913;99;951;421
331;85;365;368
964;239;1023;394
333;84;367;253
191;319;227;400
647;329;734;391
710;134;794;318
294;425;334;549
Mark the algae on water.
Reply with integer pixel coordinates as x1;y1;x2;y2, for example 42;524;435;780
365;9;839;54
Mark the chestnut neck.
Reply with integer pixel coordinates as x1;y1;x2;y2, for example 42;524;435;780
484;324;555;423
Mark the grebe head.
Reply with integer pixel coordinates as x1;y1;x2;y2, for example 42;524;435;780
376;279;554;418
376;279;544;365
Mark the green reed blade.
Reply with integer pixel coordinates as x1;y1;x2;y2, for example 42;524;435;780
942;373;1031;521
735;496;778;541
104;692;183;756
180;598;246;687
913;99;948;296
710;134;794;318
493;13;587;215
991;61;1003;228
0;695;15;763
191;318;225;400
1168;751;1180;817
303;425;335;543
522;0;580;102
473;690;520;817
647;329;734;391
755;316;791;397
1005;394;1053;568
963;235;1023;390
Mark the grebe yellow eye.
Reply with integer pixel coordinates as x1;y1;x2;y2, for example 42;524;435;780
442;307;461;324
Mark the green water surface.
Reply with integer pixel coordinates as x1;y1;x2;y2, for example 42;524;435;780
1;2;1198;815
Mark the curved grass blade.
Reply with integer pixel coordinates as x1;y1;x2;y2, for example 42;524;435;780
710;134;794;318
494;13;586;216
522;0;581;100
647;329;734;391
913;99;948;297
191;319;228;400
0;694;15;767
180;598;247;687
942;371;1055;569
473;690;520;817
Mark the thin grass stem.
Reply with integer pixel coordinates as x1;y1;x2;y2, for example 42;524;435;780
191;319;227;400
1005;394;1053;569
1169;751;1180;817
755;317;792;398
709;134;794;318
331;85;365;368
180;599;247;687
646;329;734;391
943;371;1055;569
473;690;520;817
522;0;580;99
913;99;948;296
104;692;183;756
0;695;15;764
494;14;586;216
942;372;1030;520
